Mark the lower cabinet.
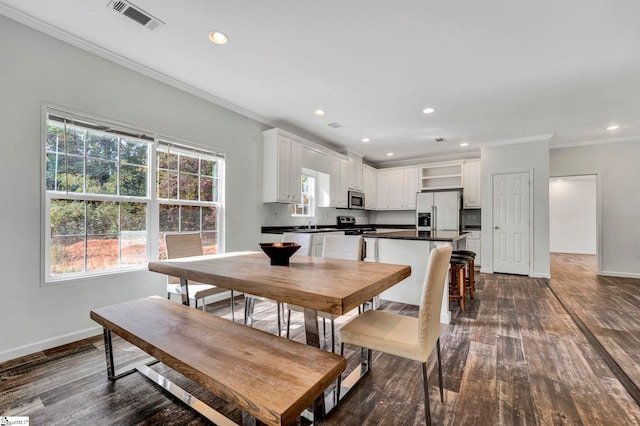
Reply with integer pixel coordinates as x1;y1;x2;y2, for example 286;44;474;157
465;230;481;267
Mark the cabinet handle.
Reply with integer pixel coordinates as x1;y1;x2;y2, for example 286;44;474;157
494;226;499;230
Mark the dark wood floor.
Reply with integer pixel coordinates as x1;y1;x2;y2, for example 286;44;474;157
2;253;640;425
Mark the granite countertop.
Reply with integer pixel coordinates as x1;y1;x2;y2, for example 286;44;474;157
364;230;470;242
261;224;414;234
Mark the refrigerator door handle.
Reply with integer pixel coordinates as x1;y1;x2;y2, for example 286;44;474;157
433;206;437;230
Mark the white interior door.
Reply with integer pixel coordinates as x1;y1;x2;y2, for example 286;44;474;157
493;172;530;275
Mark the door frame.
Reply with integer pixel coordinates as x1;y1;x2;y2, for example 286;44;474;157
490;169;534;276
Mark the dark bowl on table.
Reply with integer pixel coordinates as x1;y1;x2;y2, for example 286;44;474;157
259;242;301;266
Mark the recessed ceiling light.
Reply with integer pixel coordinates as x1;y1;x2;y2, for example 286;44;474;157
362;138;370;143
208;30;229;44
606;124;620;130
313;109;325;116
460;142;469;147
386;152;394;157
422;107;436;114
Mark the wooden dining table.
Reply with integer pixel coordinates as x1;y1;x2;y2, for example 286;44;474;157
148;250;411;416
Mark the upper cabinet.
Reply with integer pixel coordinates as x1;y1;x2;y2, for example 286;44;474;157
347;152;364;190
362;165;377;209
462;158;481;208
419;163;463;190
329;153;349;208
262;128;302;203
377;167;418;210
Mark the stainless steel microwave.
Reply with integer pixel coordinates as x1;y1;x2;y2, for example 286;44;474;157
348;190;365;209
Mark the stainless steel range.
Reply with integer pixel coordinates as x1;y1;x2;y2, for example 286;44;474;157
336;215;376;235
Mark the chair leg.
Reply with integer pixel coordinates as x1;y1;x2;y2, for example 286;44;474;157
436;338;444;403
286;309;292;339
337;343;345;401
229;290;235;322
330;319;335;354
277;302;282;336
421;362;433;426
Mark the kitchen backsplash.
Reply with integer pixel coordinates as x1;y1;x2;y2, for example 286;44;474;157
261;203;415;227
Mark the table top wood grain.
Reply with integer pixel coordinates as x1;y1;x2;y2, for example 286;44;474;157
148;251;412;315
90;297;346;426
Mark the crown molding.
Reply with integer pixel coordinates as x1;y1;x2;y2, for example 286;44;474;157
480;133;554;148
372;148;481;169
550;134;640;149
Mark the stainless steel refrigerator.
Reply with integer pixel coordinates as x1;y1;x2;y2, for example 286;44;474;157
416;190;462;231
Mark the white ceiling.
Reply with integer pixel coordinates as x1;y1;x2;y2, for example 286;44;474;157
3;0;640;165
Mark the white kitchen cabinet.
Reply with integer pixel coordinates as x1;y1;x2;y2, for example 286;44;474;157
377;167;418;210
347;152;364;190
329;153;349;208
262;128;302;203
419;163;463;190
463;158;481;208
465;230;481;266
362;165;377;209
403;167;419;209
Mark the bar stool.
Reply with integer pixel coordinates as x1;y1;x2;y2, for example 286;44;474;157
449;258;467;312
453;250;476;298
451;253;474;300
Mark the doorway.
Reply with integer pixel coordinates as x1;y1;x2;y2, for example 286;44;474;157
492;171;531;275
549;175;597;255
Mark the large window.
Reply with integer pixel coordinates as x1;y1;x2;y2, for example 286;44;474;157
44;108;223;283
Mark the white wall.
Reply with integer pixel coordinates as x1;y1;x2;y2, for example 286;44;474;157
550;141;640;278
0;15;268;361
480;138;551;278
549;175;596;254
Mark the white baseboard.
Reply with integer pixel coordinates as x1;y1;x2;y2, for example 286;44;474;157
531;272;551;279
0;326;103;364
440;312;451;325
480;267;493;274
601;270;640;279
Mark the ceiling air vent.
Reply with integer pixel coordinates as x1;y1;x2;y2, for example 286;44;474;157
327;122;345;129
107;1;165;31
434;137;447;143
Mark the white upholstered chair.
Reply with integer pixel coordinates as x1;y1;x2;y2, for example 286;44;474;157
286;234;363;352
338;244;453;426
281;232;313;256
165;233;236;321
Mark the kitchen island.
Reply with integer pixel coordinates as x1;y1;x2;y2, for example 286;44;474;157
364;230;469;324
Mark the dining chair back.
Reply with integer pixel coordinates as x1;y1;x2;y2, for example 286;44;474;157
165;233;235;320
338;244;453;425
322;234;363;260
282;232;313;256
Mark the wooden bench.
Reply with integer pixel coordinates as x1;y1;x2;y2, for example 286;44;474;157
90;297;346;426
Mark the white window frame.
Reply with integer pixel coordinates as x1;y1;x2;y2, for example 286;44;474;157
41;105;224;285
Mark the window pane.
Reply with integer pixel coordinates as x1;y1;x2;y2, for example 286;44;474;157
51;199;85;236
121;233;147;267
86;158;117;194
50;236;85;275
157;170;178;199
86;132;118;161
201;231;218;255
46;124;64;153
121;202;147;232
181;206;200;232
65;155;85;193
87;201;118;235
120;139;148;166
87;235;119;271
120;164;147;196
179;173;198;200
202;206;218;231
201;159;214;175
64;127;85;156
46;153;65;191
159;204;179;232
158;151;178;170
180;155;199;174
200;176;213;202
